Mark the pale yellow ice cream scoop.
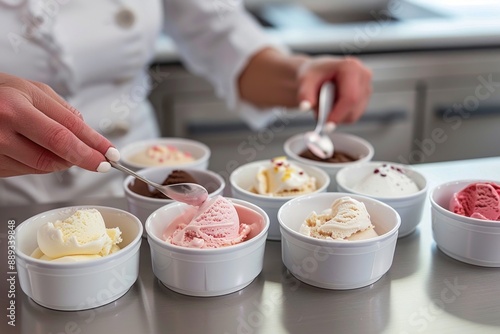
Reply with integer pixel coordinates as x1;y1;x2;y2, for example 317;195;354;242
300;196;378;241
253;157;316;197
32;209;122;261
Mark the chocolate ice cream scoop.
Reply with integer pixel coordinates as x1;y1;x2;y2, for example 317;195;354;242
162;170;197;186
299;148;357;163
128;170;199;199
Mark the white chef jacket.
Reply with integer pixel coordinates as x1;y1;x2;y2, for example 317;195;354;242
0;0;284;206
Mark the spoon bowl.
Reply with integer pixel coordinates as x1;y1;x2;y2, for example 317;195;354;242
305;132;334;159
109;160;208;206
304;82;335;159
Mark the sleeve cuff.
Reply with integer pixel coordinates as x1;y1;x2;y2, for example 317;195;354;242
217;12;290;130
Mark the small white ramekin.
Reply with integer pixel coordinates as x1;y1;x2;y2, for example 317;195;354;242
15;206;143;311
430;179;500;267
120;137;210;171
278;192;400;290
336;161;428;237
283;132;374;191
229;159;329;240
145;198;269;297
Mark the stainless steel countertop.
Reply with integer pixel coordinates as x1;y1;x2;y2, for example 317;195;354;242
2;156;500;334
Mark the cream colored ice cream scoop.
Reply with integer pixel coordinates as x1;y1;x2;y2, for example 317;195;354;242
109;160;208;206
300;196;377;240
35;209;122;259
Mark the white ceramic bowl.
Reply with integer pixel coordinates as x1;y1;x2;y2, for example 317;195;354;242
15;206;143;311
430;179;500;267
229;160;330;240
145;198;269;297
124;167;225;235
120;137;210;171
278;192;400;290
284;132;374;191
336;161;428;238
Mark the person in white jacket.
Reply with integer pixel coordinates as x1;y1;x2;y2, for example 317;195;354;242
0;0;372;205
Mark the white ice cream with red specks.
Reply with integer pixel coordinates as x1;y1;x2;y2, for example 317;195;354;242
129;144;194;166
353;164;419;197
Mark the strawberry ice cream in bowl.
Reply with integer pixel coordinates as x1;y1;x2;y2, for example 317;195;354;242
430;179;500;267
145;196;269;296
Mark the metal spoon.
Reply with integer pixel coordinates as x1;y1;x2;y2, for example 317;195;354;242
108;160;208;206
303;82;335;159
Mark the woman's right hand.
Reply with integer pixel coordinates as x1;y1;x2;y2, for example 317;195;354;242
0;73;118;177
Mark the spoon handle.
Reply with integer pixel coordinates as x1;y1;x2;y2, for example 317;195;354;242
316;82;334;133
108;160;162;190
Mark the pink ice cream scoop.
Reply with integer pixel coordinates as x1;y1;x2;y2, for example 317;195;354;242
449;182;500;220
166;196;251;248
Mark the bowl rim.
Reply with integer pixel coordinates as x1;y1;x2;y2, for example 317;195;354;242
430;179;500;227
229;159;330;201
336;161;428;200
124;167;225;203
145;198;270;254
120;137;211;169
15;205;143;268
283;132;375;167
277;192;401;246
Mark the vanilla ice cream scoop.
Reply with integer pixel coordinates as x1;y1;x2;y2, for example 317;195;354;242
253;157;316;197
33;209;122;261
300;196;378;240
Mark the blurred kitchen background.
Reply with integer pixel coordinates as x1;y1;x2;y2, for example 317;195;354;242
148;0;500;175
